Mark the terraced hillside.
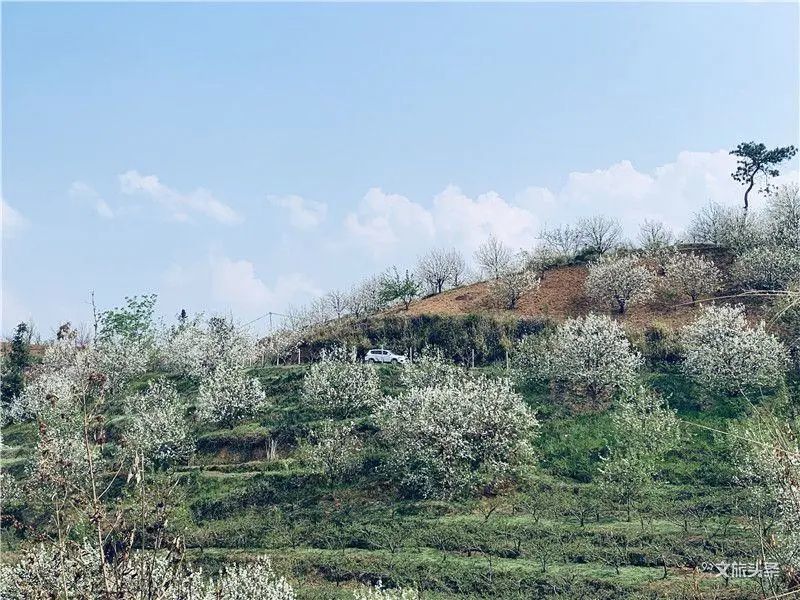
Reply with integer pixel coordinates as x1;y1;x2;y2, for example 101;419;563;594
4;359;791;599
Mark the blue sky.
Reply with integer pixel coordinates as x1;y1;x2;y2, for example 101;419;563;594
2;2;799;337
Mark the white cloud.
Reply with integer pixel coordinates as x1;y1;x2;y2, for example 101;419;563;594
342;150;800;260
209;254;321;312
1;198;27;238
269;194;327;229
69;181;114;219
119;170;241;225
162;252;321;317
345;187;435;250
432;185;539;251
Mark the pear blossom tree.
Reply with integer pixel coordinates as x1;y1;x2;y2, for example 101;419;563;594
301;347;381;418
196;361;268;427
585;254;655;314
124;379;193;465
664;252;722;302
638;219;674;252
733;411;800;577
417;248;457;294
687;201;761;252
161;314;259;378
325;289;349;319
378;364;538;498
732;246;800;291
446;248;468;287
599;386;680;522
1;322;208;599
763;183;800;248
680;304;789;394
539;224;584;261
516;314;643;401
307;420;363;479
399;348;465;390
0;549;297;600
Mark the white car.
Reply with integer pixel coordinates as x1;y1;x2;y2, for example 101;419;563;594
364;348;407;364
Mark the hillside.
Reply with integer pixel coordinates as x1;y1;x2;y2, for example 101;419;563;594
3;357;795;599
392;246;758;332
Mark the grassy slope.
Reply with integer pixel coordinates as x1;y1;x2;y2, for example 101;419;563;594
1;363;785;598
120;366;785;599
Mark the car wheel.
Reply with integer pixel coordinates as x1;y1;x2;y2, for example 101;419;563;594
366;358;375;363
391;358;398;364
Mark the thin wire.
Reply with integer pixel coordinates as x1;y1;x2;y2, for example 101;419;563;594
678;418;800;458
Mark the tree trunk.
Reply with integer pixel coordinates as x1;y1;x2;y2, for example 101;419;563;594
743;178;755;214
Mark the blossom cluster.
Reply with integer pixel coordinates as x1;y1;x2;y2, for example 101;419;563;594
515;313;642;401
377;365;538;499
681;304;789;394
584;254;655;314
301;347;381;418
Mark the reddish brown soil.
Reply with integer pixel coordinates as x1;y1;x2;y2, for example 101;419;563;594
397;263;765;332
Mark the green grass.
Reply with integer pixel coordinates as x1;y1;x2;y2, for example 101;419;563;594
3;363;790;599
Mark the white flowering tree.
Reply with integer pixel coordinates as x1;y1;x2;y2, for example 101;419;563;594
687;201;762;252
515;313;642;401
301;347;381;418
307;419;363;479
416;247;461;294
681;304;789;394
539;224;584;261
1;323;201;599
161;314;259;378
664;252;722;302
732;411;800;579
124;379;193;465
378;367;537;499
638;219;675;252
763;183;800;248
598;386;680;521
584;254;655;314
399;348;464;390
732;245;800;291
196;361;268;427
0;549;296;600
205;556;297;600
